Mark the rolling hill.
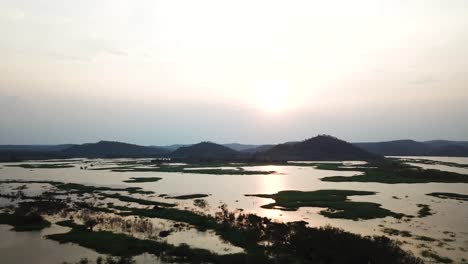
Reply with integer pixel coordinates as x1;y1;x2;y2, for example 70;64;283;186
355;140;468;157
61;141;168;158
171;142;240;161
258;135;380;161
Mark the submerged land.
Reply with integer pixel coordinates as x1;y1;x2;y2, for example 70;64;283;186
0;179;424;264
0;135;467;263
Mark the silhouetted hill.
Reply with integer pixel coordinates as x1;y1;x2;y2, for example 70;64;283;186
354;140;431;156
355;140;468;157
223;143;259;152
242;144;275;153
258;135;379;161
0;144;75;152
155;144;190;151
61;141;168;158
423;140;468;149
427;145;468;157
0;151;68;162
171;142;240;161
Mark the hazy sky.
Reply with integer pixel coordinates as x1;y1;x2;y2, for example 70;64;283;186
1;0;467;145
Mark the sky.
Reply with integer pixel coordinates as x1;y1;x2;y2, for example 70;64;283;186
0;0;467;145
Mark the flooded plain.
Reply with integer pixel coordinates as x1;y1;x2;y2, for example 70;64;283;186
0;157;467;263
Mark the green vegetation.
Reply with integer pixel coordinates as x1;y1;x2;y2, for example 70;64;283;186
6;163;75;169
122;177;162;183
168;194;210;200
320;159;468;184
427;192;468;201
416;204;433;217
246;190;405;220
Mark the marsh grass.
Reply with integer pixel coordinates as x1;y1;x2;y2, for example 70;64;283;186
416;204;433;217
6;163;75;169
320;159;468;183
101;193;175;207
0;179;424;264
421;250;453;263
111;166;275;175
122;177;162;183
427;192;468;201
246;190;405;220
168;194;210;200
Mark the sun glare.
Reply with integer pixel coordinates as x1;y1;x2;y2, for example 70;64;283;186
254;80;290;113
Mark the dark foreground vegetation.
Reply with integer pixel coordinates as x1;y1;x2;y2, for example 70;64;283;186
0;180;424;264
0;202;52;231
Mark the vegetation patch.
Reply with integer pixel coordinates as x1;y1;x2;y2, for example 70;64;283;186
0;211;50;231
397;158;468;168
111;166;275;175
6;163;75;169
421;250;453;263
168;194;210;200
415;235;437;242
102;193;176;208
0;180;154;195
416;204;433;217
381;228;413;237
47;222;238;263
320;159;468;184
1;183;424;264
0;200;68;231
122;177;162;183
427;192;468;201
246;190;405;220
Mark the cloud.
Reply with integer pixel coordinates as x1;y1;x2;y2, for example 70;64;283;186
407;77;439;86
0;7;25;21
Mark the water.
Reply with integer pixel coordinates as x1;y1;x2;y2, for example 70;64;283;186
0;224;102;264
0;157;467;263
391;156;468;174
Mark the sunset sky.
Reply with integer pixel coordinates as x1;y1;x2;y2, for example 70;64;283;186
1;0;467;144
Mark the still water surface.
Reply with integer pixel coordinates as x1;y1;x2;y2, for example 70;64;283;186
0;157;467;263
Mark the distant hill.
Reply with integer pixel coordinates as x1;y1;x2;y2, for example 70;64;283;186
354;140;431;156
223;143;261;152
0;151;68;162
423;140;468;149
61;141;168;158
0;144;75;152
242;144;275;153
154;144;190;152
171;142;240;161
355;140;468;157
427;145;468;157
258;135;379;161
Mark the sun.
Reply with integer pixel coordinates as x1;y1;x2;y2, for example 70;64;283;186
254;80;290;113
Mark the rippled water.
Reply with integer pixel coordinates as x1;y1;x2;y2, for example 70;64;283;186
0;157;467;263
